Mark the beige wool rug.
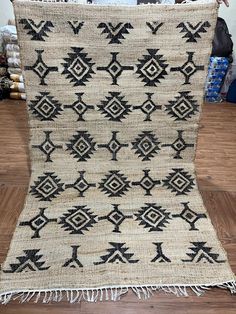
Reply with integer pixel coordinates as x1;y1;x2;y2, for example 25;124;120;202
0;0;235;303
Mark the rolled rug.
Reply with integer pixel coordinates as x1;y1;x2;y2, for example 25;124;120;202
6;51;20;59
10;81;25;93
10;74;24;82
9;92;26;100
7;67;22;75
7;57;22;68
5;44;20;52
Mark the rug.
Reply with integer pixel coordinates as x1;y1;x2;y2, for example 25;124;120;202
0;0;235;303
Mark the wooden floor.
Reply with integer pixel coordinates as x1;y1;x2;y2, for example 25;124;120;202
0;100;235;313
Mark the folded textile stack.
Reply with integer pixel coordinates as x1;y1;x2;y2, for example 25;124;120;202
1;25;25;100
9;74;26;100
0;29;9;99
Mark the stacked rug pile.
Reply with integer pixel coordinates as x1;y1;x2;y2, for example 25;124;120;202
1;24;26;100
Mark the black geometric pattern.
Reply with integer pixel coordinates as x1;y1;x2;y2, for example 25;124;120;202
132;169;161;196
151;243;171;263
170;52;204;85
172;202;207;231
177;21;211;43
66;131;96;162
165;91;199;121
19;208;57;238
98;92;131;122
65;171;96;197
32;131;63;162
135;203;171;232
63;246;83;268
132;131;160;161
29;92;63;121
62;47;95;86
146;21;163;34
136;49;168;86
64;93;94;121
25;50;58;85
98;131;128;161
97;22;133;44
162;130;194;159
97;52;134;85
30;172;64;201
99;170;130;197
19;19;54;41
98;204;132;233
68;21;84;34
59;205;97;235
163;168;195;196
133;93;161;121
94;242;139;265
3;249;50;273
182;242;226;263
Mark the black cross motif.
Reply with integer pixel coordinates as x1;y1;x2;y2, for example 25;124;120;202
65;171;96;197
133;93;161;121
98;204;133;233
25;49;58;85
64;93;94;121
170;51;204;85
98;131;128;161
151;242;171;263
97;52;134;85
162;130;194;159
32;131;62;162
19;208;57;238
132;169;161;196
63;246;83;268
172;202;207;231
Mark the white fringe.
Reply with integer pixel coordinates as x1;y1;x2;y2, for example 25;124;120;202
0;281;235;304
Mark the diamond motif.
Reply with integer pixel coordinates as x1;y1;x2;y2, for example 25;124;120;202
59;205;97;235
64;93;94;121
25;50;58;85
165;91;199;121
132;131;160;161
29;92;63;121
98;92;131;122
98;204;132;233
66;131;96;161
32;131;62;162
163;168;195;195
135;203;171;232
136;49;168;86
99;170;130;197
65;171;96;197
172;202;207;230
133;93;161;121
97;22;133;44
132;169;161;196
170;52;204;85
162;130;194;159
30;172;64;201
19;208;57;238
62;47;95;86
98;131;128;161
97;52;133;85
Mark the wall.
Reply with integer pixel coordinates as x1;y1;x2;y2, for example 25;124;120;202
0;1;14;26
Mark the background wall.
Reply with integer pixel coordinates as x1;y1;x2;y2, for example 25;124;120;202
0;1;14;26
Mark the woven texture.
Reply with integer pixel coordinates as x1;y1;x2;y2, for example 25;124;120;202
0;1;235;296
